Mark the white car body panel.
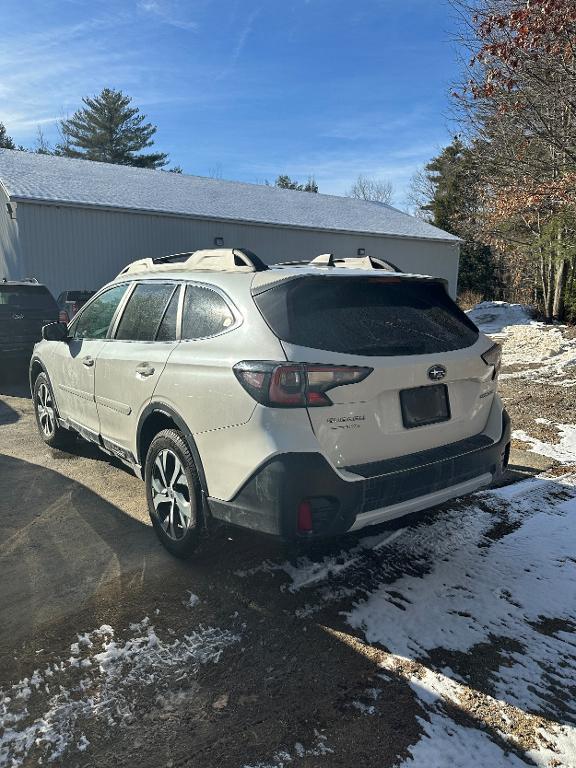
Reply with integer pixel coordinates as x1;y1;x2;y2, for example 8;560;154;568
95;338;179;453
30;252;509;543
49;337;106;434
282;335;497;467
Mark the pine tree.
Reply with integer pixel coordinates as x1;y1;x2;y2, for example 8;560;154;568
275;175;318;192
58;88;168;169
420;138;499;299
0;123;16;150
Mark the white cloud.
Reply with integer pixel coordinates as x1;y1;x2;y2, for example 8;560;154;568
137;0;198;31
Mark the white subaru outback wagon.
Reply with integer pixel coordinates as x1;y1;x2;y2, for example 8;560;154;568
31;248;510;557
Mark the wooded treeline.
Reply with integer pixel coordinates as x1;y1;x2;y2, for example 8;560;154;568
413;0;576;322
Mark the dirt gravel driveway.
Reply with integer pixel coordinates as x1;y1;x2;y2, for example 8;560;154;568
0;341;575;767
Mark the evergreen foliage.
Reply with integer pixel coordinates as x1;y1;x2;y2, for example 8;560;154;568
420;138;499;299
58;88;168;169
274;175;318;192
0;123;16;150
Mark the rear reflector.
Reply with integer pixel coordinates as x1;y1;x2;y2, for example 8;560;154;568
297;500;313;533
233;361;372;408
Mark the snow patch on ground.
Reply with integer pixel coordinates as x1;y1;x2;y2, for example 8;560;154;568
467;301;576;385
242;732;333;768
0;617;239;767
513;423;576;464
251;472;576;766
345;475;576;766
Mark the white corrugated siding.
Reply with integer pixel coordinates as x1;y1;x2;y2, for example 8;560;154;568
12;202;460;297
0;186;21;282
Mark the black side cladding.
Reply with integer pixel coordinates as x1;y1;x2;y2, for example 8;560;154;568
207;411;511;541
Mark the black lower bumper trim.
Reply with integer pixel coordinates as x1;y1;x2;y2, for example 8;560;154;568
208;411;511;541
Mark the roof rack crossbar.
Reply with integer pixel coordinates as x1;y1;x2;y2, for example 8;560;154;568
309;253;335;267
309;255;403;272
152;252;195;265
117;247;269;278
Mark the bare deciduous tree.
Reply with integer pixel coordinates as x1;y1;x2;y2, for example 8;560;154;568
406;169;435;220
347;175;394;205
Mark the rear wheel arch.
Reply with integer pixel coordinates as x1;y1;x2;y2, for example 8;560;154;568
137;404;209;496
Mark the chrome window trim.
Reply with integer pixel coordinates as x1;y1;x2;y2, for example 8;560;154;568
108;282;137;339
68;282;132;341
180;280;243;342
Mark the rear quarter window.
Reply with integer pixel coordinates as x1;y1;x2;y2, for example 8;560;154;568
181;284;236;340
253;276;479;356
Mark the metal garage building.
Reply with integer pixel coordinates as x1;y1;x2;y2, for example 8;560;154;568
0;149;460;298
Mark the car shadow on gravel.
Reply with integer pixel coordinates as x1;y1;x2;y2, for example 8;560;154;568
0;453;180;672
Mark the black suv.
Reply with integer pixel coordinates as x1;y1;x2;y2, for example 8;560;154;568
0;280;59;363
56;290;95;322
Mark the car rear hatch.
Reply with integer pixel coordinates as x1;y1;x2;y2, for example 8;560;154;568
252;272;496;469
0;285;59;352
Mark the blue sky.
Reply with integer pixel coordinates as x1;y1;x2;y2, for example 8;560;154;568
1;0;460;207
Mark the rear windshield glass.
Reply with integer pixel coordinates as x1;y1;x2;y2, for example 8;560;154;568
0;285;57;311
253;276;479;356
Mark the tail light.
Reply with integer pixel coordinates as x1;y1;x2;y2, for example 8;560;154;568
297;500;313;533
481;343;502;379
71;302;79;316
59;310;69;323
233;361;372;407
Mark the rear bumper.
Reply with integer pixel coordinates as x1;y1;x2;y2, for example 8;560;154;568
208;410;511;541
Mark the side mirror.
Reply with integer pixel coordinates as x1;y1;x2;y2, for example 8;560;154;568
42;321;70;342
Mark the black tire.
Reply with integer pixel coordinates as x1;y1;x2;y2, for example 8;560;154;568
145;428;203;558
33;372;73;449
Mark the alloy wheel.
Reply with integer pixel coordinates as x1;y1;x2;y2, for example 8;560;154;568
37;383;55;437
151;449;193;540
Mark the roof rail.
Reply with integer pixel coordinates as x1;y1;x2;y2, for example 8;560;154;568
117;248;269;277
308;254;402;272
309;253;336;267
21;277;39;283
339;256;402;273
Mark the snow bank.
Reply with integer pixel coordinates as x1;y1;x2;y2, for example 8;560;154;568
467;301;576;384
466;301;535;336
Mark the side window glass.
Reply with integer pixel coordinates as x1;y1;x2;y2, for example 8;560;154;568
72;284;127;340
115;283;175;341
156;286;180;341
182;285;235;340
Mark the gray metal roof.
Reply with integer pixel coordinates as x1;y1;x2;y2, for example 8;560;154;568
0;149;459;243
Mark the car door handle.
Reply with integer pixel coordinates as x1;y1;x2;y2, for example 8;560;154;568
82;356;94;367
136;363;155;377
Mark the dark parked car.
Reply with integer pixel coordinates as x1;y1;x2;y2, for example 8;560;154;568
0;280;59;363
56;290;95;322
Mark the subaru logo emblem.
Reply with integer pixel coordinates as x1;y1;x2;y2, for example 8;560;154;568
428;364;446;381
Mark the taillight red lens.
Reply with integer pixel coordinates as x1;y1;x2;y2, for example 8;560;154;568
481;343;502;379
297;500;313;533
59;310;69;323
233;361;372;408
